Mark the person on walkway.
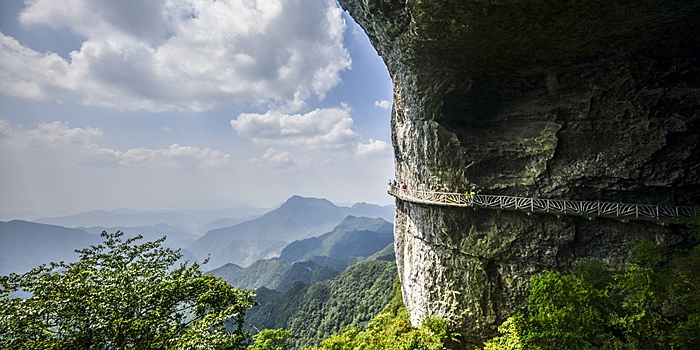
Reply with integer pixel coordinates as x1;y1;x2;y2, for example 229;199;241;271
401;183;407;190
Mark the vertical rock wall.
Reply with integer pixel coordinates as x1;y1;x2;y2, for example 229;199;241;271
339;0;700;347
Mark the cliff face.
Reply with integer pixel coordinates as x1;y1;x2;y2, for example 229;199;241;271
338;0;700;347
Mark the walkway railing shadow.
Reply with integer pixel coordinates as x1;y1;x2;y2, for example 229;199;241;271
387;185;697;225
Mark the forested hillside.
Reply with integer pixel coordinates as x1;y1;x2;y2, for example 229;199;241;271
311;279;455;350
207;215;394;293
209;259;339;292
246;259;398;349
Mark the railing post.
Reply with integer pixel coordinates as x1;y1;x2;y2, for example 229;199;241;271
636;205;638;219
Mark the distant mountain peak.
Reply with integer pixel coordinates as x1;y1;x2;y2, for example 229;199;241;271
282;195;334;206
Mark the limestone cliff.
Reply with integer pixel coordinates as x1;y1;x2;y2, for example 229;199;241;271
338;0;700;347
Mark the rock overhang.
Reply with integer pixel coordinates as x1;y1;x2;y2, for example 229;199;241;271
339;0;700;347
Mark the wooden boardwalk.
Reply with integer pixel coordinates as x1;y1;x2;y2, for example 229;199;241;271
388;186;696;225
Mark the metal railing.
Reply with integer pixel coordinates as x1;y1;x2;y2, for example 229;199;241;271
387;186;697;224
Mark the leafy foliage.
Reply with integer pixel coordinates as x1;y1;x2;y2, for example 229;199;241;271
0;231;265;350
248;329;292;350
484;221;700;350
309;279;457;350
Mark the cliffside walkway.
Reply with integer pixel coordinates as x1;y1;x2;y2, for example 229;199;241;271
387;186;697;225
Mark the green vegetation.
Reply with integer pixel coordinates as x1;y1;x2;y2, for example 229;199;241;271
209;259;339;293
485;220;700;350
249;329;292;350
247;259;398;349
309;279;457;350
0;231;284;350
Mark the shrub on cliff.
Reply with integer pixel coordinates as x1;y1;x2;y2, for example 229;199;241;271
484;220;700;349
0;231;288;350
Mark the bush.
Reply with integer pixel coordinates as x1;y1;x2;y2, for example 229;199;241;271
484;221;700;350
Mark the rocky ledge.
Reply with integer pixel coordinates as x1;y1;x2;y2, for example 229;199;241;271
339;0;700;347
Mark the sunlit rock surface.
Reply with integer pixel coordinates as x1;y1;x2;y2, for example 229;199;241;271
339;0;700;347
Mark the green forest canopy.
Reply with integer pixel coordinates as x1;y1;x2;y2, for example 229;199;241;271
0;231;265;349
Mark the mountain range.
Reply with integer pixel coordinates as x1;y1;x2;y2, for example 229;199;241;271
1;201;399;350
207;215;394;292
80;223;200;251
1;196;394;275
279;216;393;266
188;196;393;268
208;259;340;293
0;220;102;275
32;205;271;235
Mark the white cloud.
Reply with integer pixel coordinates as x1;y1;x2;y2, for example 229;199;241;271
96;143;233;169
0;120;232;168
1;0;350;112
355;139;392;158
230;105;361;149
0;120;102;149
253;148;295;169
374;99;392;110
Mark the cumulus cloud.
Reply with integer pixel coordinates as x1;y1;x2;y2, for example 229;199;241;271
374;100;392;110
230;105;361;149
1;0;350;112
0;120;232;168
355;139;392;158
253;148;296;169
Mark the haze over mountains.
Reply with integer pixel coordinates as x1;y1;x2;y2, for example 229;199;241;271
32;205;271;235
1;196;397;350
0;221;102;275
1;195;394;275
80;224;200;251
188;196;394;268
279;216;393;265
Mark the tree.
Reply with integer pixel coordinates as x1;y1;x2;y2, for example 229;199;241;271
0;231;258;350
247;329;291;350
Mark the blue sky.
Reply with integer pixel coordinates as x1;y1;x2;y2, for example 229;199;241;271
0;0;394;215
